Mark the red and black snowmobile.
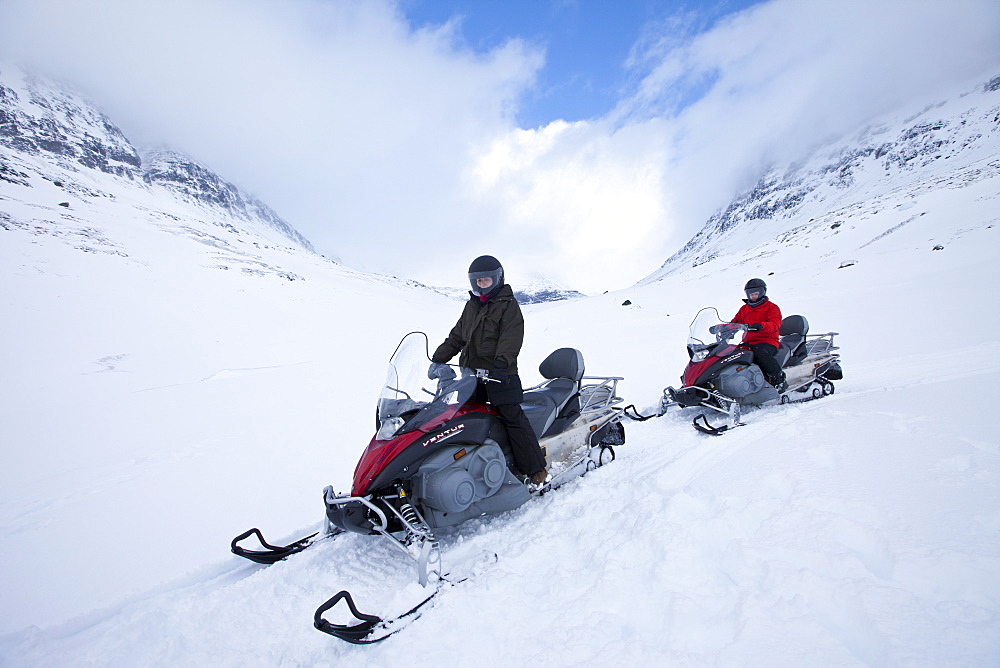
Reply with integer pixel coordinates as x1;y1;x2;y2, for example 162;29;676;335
233;331;626;587
660;307;843;435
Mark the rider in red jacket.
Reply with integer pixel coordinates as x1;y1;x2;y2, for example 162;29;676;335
732;278;786;391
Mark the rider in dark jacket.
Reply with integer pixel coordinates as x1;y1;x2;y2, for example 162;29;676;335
430;256;548;486
732;278;787;391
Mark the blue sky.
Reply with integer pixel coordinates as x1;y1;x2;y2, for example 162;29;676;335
2;0;999;292
402;0;762;128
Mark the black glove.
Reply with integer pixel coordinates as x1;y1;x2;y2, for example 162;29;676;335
747;323;763;332
491;360;509;382
428;362;456;381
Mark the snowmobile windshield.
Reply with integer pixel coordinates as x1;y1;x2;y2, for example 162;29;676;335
687;307;746;361
375;332;477;440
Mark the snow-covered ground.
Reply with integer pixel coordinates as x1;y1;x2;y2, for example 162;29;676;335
2;78;999;665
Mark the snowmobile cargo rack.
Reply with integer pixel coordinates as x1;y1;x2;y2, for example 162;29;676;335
578;376;624;413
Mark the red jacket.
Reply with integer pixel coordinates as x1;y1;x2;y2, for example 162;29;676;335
732;298;782;347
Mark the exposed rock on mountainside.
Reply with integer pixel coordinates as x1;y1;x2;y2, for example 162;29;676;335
0;68;141;178
0;63;313;253
141;149;313;252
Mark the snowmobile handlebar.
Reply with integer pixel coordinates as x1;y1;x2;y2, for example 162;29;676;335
475;369;501;383
709;322;747;335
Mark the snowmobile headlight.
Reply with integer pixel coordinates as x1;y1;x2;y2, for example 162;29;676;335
690;347;710;363
376;417;404;440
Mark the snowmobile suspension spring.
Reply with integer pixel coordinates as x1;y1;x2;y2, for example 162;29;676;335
399;502;437;545
400;502;420;526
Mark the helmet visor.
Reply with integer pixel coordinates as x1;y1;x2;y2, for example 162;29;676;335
469;269;502;296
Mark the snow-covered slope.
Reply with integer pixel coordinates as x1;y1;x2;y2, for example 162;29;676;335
1;63;314;256
0;64;464;640
641;75;1000;285
1;69;999;665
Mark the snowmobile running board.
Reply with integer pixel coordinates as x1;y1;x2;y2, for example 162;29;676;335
231;527;324;565
529;440;618;496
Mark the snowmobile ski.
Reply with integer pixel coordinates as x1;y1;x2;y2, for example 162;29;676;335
313;551;498;644
692;413;740;436
230;527;335;565
313;588;438;644
621;403;664;422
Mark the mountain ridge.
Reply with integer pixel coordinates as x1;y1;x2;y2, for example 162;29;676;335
0;63;314;254
640;74;1000;284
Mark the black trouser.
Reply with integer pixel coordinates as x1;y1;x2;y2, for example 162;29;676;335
495;403;547;475
473;381;546;476
749;343;784;385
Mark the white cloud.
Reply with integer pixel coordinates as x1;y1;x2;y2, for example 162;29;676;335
459;0;1000;291
460;120;670;293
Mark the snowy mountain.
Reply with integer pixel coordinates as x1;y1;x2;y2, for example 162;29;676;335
641;74;1000;284
140;148;314;252
0;67;140;179
1;63;314;257
1;67;999;666
512;272;587;304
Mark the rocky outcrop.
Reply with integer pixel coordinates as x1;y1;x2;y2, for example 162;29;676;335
0;63;315;253
0;67;141;178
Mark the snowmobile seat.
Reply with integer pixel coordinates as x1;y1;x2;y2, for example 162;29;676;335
520;393;558;438
521;348;585;439
776;315;809;367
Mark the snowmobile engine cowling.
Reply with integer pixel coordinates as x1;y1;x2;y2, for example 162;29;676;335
716;365;766;398
413;443;507;513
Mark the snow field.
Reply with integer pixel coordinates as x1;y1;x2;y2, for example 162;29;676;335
2;74;1000;664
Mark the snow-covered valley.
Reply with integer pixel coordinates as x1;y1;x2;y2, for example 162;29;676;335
1;67;999;665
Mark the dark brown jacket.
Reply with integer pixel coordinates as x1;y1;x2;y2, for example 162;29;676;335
432;284;524;375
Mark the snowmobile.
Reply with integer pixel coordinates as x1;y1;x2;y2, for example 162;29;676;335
233;331;626;588
660;307;843;435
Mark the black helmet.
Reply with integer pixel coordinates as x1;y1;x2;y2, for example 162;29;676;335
744;278;767;305
468;255;504;296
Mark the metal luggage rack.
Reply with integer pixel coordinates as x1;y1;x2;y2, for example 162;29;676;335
804;331;840;355
579;376;624;413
